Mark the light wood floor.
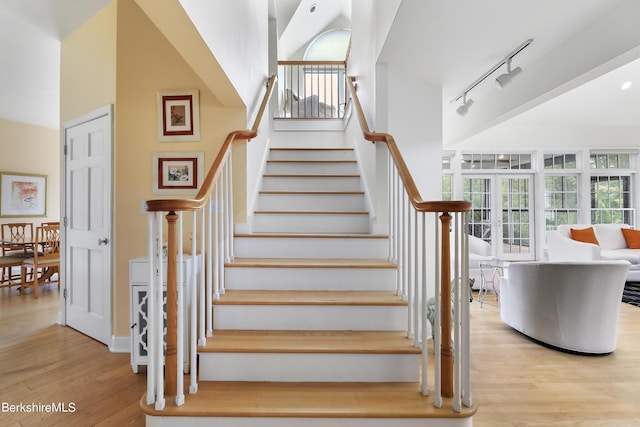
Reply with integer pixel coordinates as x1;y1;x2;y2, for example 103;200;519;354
1;285;639;426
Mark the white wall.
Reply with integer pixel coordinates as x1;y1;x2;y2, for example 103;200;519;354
179;0;269;124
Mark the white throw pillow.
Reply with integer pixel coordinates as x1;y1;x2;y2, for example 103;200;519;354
595;224;630;250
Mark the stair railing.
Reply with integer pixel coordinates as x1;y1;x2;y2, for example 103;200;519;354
347;76;472;412
143;75;276;410
277;60;347;119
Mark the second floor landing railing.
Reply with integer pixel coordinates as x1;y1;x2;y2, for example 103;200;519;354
143;75;276;410
277;60;347;119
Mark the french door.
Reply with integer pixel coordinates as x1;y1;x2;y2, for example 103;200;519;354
463;174;534;261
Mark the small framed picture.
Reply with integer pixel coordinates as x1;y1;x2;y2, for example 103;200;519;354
152;152;204;195
0;172;47;217
157;89;200;142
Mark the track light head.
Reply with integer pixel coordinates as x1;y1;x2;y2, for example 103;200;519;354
495;59;522;89
456;97;474;116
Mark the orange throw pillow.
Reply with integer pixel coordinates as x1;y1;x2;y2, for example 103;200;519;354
621;228;640;249
570;227;599;245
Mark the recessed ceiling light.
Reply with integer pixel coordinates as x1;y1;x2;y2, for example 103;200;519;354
620;81;632;90
310;4;317;13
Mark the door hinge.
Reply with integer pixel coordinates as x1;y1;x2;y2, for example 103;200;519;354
64;144;68;155
63;217;68;227
63;288;67;299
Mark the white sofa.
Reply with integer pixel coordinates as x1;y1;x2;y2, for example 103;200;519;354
500;261;630;354
547;224;640;281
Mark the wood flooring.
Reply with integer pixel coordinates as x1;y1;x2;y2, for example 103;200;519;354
1;285;639;426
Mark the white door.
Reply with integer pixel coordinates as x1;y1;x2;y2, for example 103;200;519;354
63;106;112;345
463;174;535;261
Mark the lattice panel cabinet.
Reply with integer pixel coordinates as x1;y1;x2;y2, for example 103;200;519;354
129;255;201;373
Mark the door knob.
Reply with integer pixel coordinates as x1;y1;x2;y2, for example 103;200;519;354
98;238;109;245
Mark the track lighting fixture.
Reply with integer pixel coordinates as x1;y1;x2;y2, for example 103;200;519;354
495;58;522;89
456;93;474;116
450;39;533;116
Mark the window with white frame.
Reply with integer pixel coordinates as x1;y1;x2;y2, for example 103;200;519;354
589;152;635;226
461;153;532;170
543;153;579;230
442;155;452;200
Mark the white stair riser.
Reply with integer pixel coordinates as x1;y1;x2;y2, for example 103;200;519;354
146;416;473;427
252;213;370;234
213;305;406;331
257;193;366;211
266;161;358;175
268;149;355;161
233;237;388;258
225;267;397;291
269;131;349;149
199;353;419;382
262;176;361;192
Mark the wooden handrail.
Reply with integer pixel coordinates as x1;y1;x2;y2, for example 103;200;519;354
143;75;276;400
346;76;470;214
145;75;276;213
347;75;469;400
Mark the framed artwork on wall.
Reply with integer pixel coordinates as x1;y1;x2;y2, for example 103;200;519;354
152;152;204;195
0;172;47;217
157;89;200;142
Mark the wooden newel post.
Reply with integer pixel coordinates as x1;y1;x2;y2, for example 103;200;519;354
165;211;178;396
439;212;454;398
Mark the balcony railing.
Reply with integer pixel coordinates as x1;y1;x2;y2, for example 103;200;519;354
277;60;347;119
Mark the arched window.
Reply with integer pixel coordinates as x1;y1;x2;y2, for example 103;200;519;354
304;29;351;61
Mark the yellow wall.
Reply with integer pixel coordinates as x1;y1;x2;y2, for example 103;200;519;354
60;0;247;339
60;1;117;123
0;119;60;227
113;0;245;337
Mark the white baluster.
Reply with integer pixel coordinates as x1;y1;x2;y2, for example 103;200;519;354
453;212;461;413
199;205;206;347
190;211;198;394
461;214;473;407
433;214;442;409
212;194;220;300
226;154;234;261
176;213;185;406
406;196;414;338
154;212;165;411
146;214;156;405
421;212;429;395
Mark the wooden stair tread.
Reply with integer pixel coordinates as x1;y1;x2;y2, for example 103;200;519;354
259;190;365;194
267;159;357;163
201;330;420;354
270;147;354;151
226;257;396;268
254;210;368;215
263;173;360;178
234;233;388;239
213;290;406;306
141;381;476;418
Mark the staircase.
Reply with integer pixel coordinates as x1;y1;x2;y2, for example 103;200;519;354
142;131;475;426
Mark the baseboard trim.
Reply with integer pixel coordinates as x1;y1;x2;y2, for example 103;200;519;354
109;335;130;353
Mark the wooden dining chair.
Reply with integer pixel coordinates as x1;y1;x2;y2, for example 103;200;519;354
1;222;34;285
20;224;60;298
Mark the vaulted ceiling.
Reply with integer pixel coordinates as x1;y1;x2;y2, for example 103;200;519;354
1;0;638;147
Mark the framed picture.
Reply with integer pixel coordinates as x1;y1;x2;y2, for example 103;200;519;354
157;89;200;142
0;172;47;217
152;152;204;195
